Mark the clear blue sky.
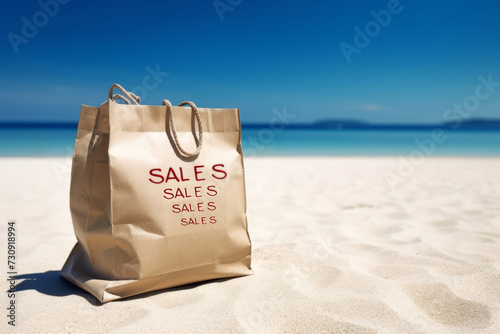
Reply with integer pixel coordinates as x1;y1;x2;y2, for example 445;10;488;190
1;0;499;124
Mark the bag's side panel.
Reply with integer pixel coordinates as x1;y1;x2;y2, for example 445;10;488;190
219;107;252;270
83;102;140;280
236;108;252;269
67;105;99;251
61;104;114;301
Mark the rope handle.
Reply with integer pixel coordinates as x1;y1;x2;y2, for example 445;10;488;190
108;83;141;105
107;83;203;157
163;100;203;157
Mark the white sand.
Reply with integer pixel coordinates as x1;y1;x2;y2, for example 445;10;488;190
1;156;499;333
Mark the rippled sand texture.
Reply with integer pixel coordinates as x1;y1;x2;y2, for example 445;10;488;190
0;157;499;333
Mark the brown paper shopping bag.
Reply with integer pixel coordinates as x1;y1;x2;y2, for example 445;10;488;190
61;84;252;302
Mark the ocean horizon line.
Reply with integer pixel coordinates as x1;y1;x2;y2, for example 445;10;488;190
1;117;500;131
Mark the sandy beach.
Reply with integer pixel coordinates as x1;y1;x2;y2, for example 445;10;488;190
1;156;499;333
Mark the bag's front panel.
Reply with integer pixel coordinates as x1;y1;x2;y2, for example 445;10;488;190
107;103;251;282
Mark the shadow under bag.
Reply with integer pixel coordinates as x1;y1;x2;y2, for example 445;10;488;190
61;84;253;302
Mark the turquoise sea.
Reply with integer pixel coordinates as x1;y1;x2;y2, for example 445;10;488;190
0;126;499;157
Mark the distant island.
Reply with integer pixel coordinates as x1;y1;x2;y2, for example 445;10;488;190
1;118;500;131
243;118;500;131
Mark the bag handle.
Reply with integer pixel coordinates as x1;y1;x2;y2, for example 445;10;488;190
107;83;203;156
163;99;203;157
108;83;141;105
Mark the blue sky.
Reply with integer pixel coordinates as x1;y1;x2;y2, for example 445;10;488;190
1;0;499;124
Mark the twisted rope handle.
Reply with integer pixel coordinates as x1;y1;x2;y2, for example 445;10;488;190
108;83;141;105
163;100;203;157
107;83;202;156
112;94;132;104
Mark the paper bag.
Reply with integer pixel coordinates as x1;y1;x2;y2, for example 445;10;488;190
61;84;253;302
